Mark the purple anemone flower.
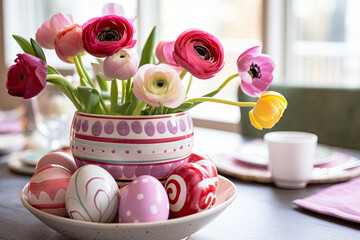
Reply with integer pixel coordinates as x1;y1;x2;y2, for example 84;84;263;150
237;46;275;97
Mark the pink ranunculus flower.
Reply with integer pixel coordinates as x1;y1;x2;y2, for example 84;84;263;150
173;29;225;79
36;13;74;49
54;24;84;63
92;59;113;81
133;64;186;108
82;15;136;58
102;2;125;16
6;53;47;99
155;41;183;74
103;49;139;80
237;46;275;97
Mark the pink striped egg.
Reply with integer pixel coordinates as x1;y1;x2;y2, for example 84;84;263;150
188;153;219;187
28;164;71;217
35;152;77;174
165;163;217;218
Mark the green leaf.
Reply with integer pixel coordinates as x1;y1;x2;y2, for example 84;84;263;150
154;104;165;115
96;75;108;92
47;65;60;75
126;92;141;115
139;26;157;67
77;86;102;114
30;38;46;62
110;102;132;115
167;102;195;113
12;35;35;55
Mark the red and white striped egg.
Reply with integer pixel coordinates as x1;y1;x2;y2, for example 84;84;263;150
165;163;217;218
188;153;219;187
28;164;71;217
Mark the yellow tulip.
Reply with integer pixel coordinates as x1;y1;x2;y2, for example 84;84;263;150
249;91;287;130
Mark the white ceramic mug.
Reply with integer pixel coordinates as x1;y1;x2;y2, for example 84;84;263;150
264;131;318;189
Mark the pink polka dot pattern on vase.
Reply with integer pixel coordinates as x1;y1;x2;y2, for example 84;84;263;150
104;121;114;134
117;121;130;136
131;121;143;134
187;115;193;130
144;121;155;136
156;121;166;134
76;119;81;132
135;166;151;177
179;119;186;132
81;120;88;132
108;167;122;179
151;164;172;179
91;120;102;136
167;119;178;135
123;166;136;178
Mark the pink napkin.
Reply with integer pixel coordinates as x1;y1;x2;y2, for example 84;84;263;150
293;177;360;223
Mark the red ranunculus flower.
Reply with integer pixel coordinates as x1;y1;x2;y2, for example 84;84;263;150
82;15;136;58
6;53;47;99
173;29;224;79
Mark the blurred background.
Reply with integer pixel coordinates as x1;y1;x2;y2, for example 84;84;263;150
1;0;360;132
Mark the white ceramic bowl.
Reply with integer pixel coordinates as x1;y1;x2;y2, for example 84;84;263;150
21;176;236;240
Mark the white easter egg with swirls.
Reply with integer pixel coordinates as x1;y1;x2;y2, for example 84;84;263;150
65;165;120;222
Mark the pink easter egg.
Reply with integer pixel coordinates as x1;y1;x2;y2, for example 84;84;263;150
188;153;219;187
165;163;217;218
28;164;71;216
35;152;77;174
119;175;169;223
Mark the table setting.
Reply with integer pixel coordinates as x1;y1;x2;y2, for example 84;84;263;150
1;2;360;240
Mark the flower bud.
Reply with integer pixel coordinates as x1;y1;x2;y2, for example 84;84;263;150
103;49;139;80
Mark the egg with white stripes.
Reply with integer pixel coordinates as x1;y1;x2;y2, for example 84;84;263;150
65;165;120;222
165;162;217;218
188;153;219;188
118;175;169;223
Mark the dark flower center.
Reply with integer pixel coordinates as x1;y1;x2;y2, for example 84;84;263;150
20;73;24;80
97;27;122;42
248;63;262;79
194;45;210;60
156;79;165;88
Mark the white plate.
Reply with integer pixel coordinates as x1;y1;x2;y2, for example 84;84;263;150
0;133;25;155
7;153;35;175
235;140;334;167
21;176;236;240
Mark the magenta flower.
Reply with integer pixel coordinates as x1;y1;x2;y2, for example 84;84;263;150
36;13;74;49
155;41;183;74
82;15;136;58
103;49;139;80
133;64;186;108
237;46;275;97
173;29;224;79
6;53;47;99
54;24;84;63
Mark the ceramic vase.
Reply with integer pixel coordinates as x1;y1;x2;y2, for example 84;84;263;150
70;111;194;185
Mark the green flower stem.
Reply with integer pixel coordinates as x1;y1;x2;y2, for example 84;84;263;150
46;74;82;111
149;106;156;115
77;54;95;88
125;78;132;102
99;94;110;115
186;74;193;97
121;80;126;104
180;69;187;80
132;101;147;116
110;79;118;108
217;73;239;91
185;97;256;108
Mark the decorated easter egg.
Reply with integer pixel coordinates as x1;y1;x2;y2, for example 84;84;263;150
28;164;71;217
65;165;120;222
119;175;169;223
188;153;219;187
35;152;77;174
165;163;217;218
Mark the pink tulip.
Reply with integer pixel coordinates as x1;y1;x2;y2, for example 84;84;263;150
92;59;113;81
237;46;275;97
36;13;74;49
6;53;47;99
102;2;125;16
173;29;224;79
54;24;84;63
103;49;139;80
82;15;136;58
133;64;186;108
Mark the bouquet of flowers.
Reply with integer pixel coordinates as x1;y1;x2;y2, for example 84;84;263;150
6;3;287;130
